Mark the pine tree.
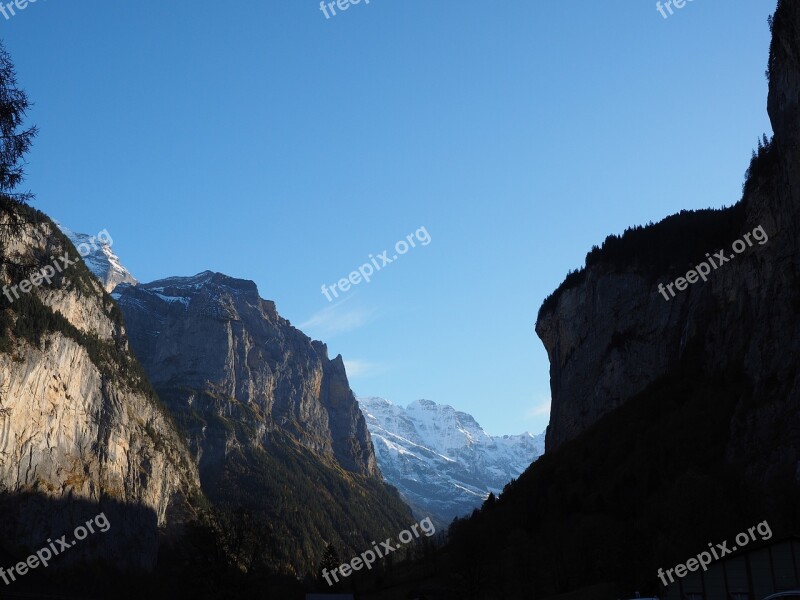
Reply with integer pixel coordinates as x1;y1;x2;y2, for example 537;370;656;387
321;542;340;572
319;542;341;588
0;40;37;265
0;42;37;290
0;42;36;207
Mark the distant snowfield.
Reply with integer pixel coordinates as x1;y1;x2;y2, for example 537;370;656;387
358;396;545;526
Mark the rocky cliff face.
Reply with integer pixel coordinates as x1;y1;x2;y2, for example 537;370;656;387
113;271;378;478
113;272;412;574
536;0;800;482
417;6;800;596
0;214;202;570
360;396;544;524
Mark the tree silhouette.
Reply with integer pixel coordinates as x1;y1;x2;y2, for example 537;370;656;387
321;542;340;572
0;41;36;208
0;40;37;271
319;542;341;589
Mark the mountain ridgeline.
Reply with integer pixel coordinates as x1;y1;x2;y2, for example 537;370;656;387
362;1;800;598
58;223;137;292
0;209;204;575
359;396;544;526
0;2;794;597
0;208;411;596
112;272;412;575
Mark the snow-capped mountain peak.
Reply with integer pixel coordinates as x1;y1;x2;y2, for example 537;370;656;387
359;396;545;525
56;223;137;292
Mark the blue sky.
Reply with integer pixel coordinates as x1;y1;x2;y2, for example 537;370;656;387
4;0;775;435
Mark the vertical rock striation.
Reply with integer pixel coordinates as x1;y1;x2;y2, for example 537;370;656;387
113;271;412;574
0;214;202;570
113;271;379;478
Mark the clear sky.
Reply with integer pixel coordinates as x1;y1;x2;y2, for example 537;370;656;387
3;0;776;435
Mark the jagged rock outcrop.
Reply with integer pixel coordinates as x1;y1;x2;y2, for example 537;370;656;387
113;272;412;574
0;214;202;570
113;271;378;477
536;0;800;486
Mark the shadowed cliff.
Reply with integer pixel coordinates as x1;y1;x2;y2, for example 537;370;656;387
361;2;800;598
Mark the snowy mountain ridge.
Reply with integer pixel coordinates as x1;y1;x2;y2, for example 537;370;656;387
57;222;138;292
359;396;545;525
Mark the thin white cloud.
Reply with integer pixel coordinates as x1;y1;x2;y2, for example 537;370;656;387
343;359;385;379
525;397;551;419
298;297;375;338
